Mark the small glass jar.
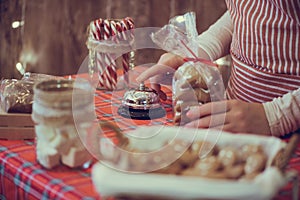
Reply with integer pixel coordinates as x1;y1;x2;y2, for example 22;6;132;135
32;78;96;169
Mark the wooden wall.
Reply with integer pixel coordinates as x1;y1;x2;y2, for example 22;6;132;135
0;0;226;79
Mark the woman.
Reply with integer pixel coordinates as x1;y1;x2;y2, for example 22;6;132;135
137;0;300;137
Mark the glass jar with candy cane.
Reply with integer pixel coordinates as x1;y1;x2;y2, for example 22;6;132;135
86;17;135;90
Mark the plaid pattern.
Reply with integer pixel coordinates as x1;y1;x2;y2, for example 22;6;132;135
94;87;173;141
0;83;174;200
0;80;299;200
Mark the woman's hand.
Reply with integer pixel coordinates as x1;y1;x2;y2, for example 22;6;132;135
185;100;271;135
136;53;184;100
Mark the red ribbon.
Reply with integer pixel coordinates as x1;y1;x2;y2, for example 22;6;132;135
180;40;218;67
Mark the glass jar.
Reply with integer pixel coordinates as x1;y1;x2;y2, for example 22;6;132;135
86;18;135;90
32;78;96;169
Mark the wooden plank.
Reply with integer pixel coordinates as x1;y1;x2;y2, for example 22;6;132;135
0;127;35;140
0;113;34;127
0;108;35;140
1;0;228;79
0;108;34;127
196;0;227;33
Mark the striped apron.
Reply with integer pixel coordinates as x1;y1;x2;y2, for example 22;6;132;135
225;0;300;103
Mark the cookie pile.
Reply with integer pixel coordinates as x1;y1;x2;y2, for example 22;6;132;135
181;142;267;180
118;139;267;180
173;64;211;125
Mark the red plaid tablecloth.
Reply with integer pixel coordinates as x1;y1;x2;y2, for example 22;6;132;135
0;82;174;200
0;80;299;200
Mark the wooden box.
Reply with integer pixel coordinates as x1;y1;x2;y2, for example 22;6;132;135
0;108;35;140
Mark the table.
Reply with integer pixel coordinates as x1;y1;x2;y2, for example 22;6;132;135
0;80;299;200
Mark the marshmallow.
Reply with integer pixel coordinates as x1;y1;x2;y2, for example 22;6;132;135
58;125;78;139
58;124;89;151
35;124;56;142
48;130;71;154
36;141;60;169
62;147;92;168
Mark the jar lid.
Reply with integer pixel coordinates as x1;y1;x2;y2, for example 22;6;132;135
33;79;93;109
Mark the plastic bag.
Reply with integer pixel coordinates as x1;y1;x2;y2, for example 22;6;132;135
0;72;58;113
151;12;226;125
0;78;33;113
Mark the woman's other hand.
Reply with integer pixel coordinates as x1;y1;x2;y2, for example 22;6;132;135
185;100;271;135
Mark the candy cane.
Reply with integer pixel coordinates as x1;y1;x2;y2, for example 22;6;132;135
115;21;124;41
102;19;118;90
119;19;130;74
89;21;99;40
125;17;134;40
89;18;107;88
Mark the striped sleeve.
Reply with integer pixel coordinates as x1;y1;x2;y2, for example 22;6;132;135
263;88;300;136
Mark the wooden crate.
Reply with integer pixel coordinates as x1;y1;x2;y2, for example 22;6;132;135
0;108;35;140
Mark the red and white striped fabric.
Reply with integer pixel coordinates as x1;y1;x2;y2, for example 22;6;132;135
225;0;300;103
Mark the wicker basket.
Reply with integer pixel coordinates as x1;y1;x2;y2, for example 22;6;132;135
93;122;300;200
